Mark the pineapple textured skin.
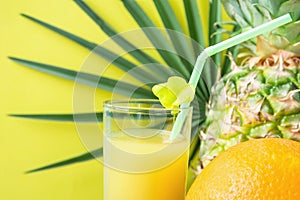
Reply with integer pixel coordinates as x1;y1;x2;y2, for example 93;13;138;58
200;0;300;168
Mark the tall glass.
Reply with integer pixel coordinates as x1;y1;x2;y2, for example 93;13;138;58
103;99;192;200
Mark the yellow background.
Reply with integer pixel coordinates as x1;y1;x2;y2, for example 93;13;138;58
1;0;212;199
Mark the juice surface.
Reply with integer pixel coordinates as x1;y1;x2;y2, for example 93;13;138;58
104;128;189;200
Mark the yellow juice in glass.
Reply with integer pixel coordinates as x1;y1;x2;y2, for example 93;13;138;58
104;128;189;200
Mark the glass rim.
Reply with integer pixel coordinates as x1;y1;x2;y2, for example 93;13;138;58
103;99;192;113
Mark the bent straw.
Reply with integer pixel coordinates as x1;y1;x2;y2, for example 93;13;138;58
170;13;292;141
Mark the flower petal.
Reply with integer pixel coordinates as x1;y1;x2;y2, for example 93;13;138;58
152;76;195;109
152;84;177;108
174;84;195;106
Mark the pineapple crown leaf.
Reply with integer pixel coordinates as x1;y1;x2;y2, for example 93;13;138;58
277;0;300;21
222;0;300;54
222;0;300;27
256;36;278;56
255;0;286;17
210;21;238;39
221;0;249;27
275;21;300;43
222;0;270;28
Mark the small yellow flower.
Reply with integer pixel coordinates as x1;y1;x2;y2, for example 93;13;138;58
152;76;195;109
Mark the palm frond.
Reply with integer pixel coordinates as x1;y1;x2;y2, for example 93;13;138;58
183;0;206;55
9;57;154;98
122;0;191;79
221;41;239;76
21;14;160;84
209;0;222;68
21;13;96;49
26;148;103;173
74;0;170;78
9;112;103;122
153;0;195;70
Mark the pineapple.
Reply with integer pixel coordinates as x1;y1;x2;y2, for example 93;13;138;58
200;0;300;168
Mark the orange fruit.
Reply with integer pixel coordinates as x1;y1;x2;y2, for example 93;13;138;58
186;138;300;200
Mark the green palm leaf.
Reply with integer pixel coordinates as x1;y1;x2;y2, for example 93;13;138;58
26;148;103;173
21;13;96;49
74;0;170;77
191;0;222;98
153;0;195;70
21;14;160;84
183;0;206;55
9;57;154;98
122;0;191;79
221;39;239;76
209;0;222;68
146;0;212;112
9;112;103;122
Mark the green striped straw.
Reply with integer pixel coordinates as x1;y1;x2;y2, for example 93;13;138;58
170;13;292;141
